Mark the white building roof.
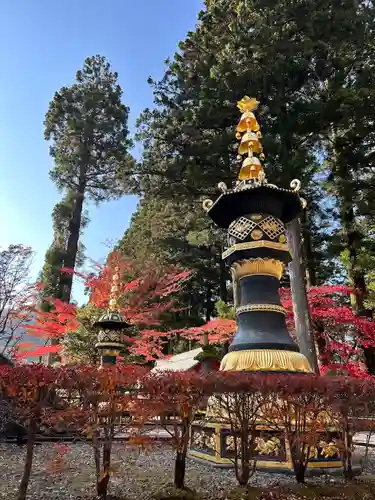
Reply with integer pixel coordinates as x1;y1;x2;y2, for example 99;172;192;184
152;347;203;373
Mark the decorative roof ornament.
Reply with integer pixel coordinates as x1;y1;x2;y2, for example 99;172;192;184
202;96;306;215
235;96;267;188
93;265;130;329
237;96;260;114
109;266;121;311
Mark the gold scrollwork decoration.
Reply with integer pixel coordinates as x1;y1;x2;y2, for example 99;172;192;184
319;441;340;458
218;181;228;193
255;437;281;456
290;179;301;192
202;199;213;212
226;436;237;452
192;431;216;450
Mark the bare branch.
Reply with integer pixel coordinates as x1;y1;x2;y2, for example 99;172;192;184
0;245;36;357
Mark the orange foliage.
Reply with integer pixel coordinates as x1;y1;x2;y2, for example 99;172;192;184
18;251;191;361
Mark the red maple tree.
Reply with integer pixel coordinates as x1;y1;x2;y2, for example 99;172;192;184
0;364;69;500
281;286;375;378
61;363;149;500
0;363;151;500
139;371;217;489
16;251;190;363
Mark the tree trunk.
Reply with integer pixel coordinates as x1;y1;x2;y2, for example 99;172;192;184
331;130;364;310
301;209;317;288
290;446;307;484
174;451;187;489
342;204;366;309
18;417;37;500
237;464;250;487
341;203;375;373
236;434;255;487
60;188;85;303
287;218;319;374
93;430;101;490
342;430;354;480
205;286;213;323
333;129;375;373
315;320;332;369
294;465;307;484
174;418;190;489
48;182;85;365
97;427;113;499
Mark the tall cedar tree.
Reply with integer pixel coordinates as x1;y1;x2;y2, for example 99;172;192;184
122;0;339;346
202;0;375;327
44;55;134;303
198;0;375;294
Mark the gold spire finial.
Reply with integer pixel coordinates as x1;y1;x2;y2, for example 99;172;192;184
235;96;266;184
109;265;120;311
237;96;259;113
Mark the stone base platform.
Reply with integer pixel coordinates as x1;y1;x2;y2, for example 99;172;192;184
189;422;353;475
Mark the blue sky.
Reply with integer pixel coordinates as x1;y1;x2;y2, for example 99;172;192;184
0;0;203;303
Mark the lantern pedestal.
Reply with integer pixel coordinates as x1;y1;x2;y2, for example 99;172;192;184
189;423;345;473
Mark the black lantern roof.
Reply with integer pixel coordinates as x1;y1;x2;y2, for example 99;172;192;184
93;309;131;331
206;184;303;228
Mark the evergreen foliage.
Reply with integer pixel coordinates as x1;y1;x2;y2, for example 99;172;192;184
43;55;134;303
116;0;375;352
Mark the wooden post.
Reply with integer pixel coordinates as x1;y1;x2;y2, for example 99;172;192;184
286;217;319;374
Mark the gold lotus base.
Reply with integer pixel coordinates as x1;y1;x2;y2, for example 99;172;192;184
220;349;313;373
232;258;284;280
189;422;344;473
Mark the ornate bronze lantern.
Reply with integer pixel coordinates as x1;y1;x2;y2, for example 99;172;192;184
93;266;131;366
189;97;342;473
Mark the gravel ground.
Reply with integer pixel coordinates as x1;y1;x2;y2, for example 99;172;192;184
0;442;374;500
